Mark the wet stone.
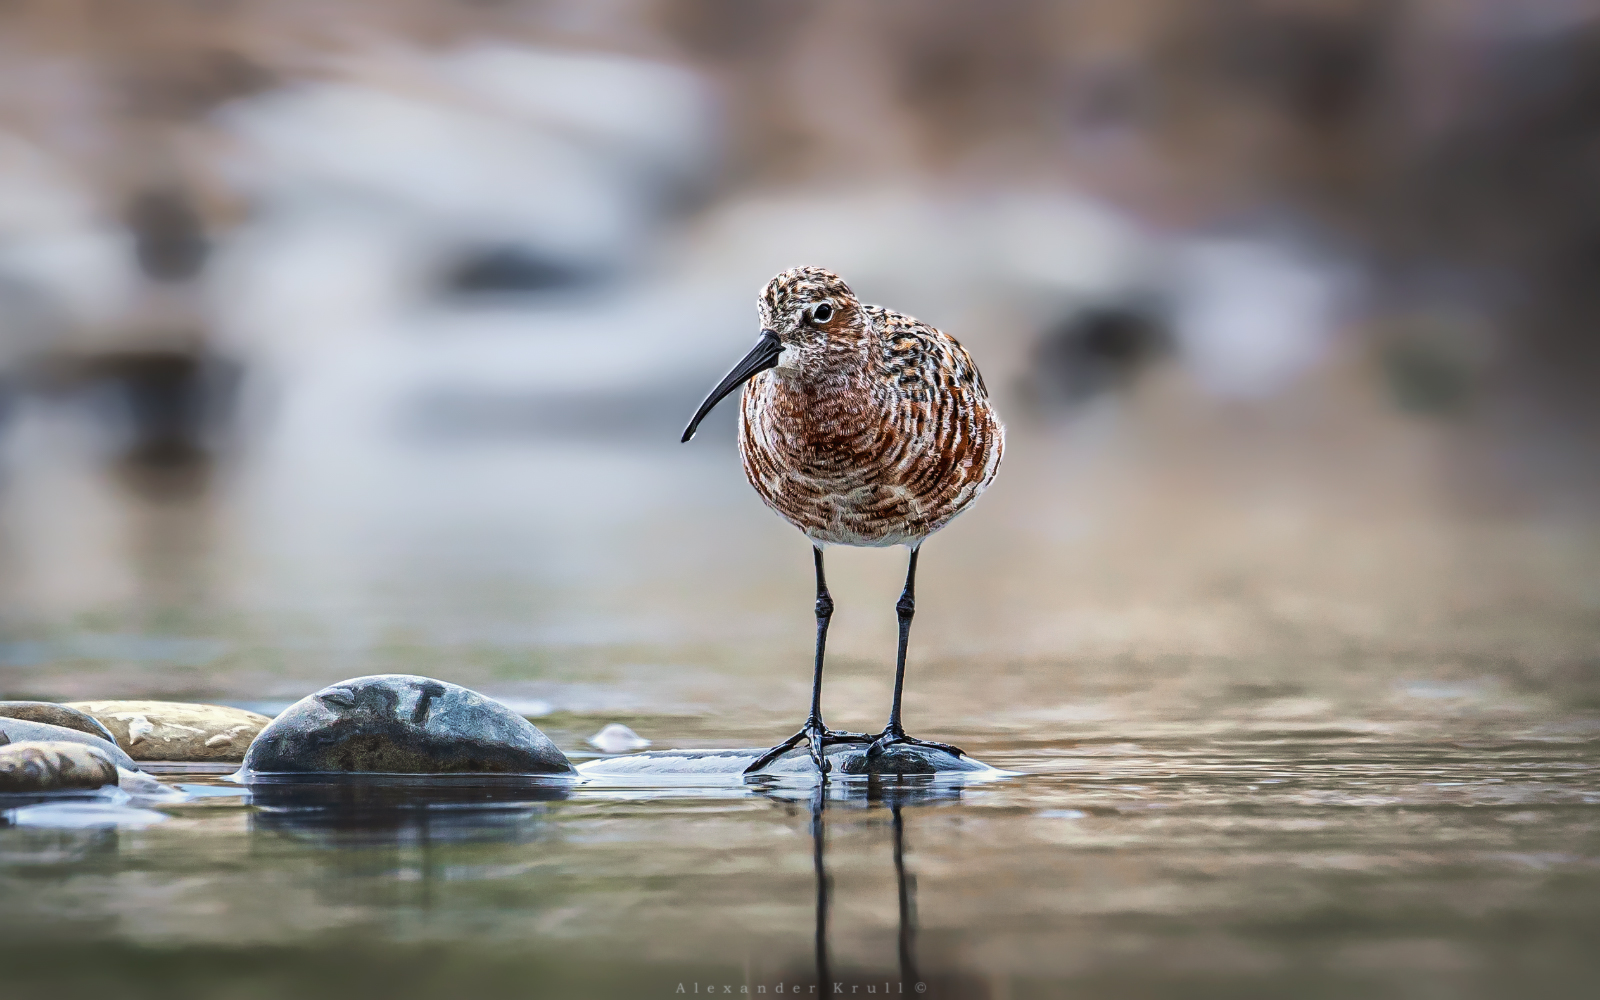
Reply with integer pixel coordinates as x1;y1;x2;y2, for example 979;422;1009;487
577;742;996;778
0;740;121;792
64;700;273;763
831;741;989;775
0;717;140;771
0;702;118;744
242;674;574;777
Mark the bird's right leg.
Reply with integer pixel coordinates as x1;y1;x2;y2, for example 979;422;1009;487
745;546;870;776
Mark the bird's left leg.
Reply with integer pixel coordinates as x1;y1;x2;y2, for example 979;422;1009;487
745;546;869;776
868;545;966;760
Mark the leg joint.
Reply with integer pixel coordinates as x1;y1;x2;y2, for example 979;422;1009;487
815;593;834;618
895;593;915;618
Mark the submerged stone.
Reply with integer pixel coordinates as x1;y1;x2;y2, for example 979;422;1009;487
831;741;983;776
0;702;118;744
116;767;186;801
0;740;121;792
64;700;273;763
578;741;995;778
0;717;140;771
242;674;574;776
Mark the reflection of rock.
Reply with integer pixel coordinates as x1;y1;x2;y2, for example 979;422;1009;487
0;702;117;744
758;776;969;810
0;718;139;771
0;825;119;863
242;675;574;776
65;700;273;762
4;802;169;829
0;741;120;792
578;743;997;779
249;778;567;848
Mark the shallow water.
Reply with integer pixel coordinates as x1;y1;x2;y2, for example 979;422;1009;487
1;719;1596;1000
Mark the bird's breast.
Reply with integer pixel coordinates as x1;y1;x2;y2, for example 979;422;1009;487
736;372;1002;546
742;376;888;475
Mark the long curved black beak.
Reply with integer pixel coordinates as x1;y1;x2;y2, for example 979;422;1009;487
681;329;783;442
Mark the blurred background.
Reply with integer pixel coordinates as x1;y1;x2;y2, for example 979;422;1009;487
1;0;1598;728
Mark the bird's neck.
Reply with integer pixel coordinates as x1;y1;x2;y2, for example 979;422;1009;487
780;323;874;387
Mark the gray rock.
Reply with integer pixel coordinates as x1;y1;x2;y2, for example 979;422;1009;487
0;717;140;771
0;741;121;792
577;742;996;778
0;702;117;744
63;700;273;763
242;674;574;776
833;742;989;776
117;768;187;801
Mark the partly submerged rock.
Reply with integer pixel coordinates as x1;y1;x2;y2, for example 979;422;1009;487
587;723;651;753
578;742;995;778
116;767;186;801
0;740;121;792
831;741;985;776
0;717;139;771
0;702;118;744
64;700;273;763
242;674;574;777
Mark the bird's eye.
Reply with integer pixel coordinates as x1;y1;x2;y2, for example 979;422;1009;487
811;303;833;324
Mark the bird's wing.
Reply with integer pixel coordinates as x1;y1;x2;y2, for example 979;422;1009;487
869;305;990;401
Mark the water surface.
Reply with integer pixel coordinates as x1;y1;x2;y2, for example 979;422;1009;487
2;717;1595;999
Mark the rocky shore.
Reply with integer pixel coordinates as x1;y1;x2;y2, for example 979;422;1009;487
4;675;992;790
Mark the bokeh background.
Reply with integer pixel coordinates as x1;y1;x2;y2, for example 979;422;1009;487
2;0;1598;733
5;5;1600;999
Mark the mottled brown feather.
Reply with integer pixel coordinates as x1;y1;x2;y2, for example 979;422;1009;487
737;267;1004;547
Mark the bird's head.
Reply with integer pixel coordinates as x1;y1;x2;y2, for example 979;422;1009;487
682;266;864;442
758;265;863;372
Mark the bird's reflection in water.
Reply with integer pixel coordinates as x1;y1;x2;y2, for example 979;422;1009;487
811;784;832;989
891;802;919;987
764;777;962;992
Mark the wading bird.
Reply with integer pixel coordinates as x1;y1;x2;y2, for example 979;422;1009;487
682;267;1004;775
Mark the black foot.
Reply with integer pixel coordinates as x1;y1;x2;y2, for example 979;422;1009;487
744;721;874;775
866;729;966;761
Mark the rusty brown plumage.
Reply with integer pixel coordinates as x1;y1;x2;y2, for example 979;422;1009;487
738;266;1004;548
